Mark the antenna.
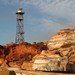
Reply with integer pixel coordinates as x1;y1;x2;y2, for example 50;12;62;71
18;0;22;8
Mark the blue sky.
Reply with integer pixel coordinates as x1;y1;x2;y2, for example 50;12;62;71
0;0;75;44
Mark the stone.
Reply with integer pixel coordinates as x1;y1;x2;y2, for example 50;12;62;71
32;53;68;71
6;42;40;62
47;29;75;72
0;67;10;75
47;29;75;50
21;61;33;70
9;62;20;68
0;58;4;66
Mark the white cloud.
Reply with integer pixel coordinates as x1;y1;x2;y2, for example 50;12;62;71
2;0;75;19
32;0;75;19
31;0;75;29
2;0;75;18
1;0;30;5
2;0;75;28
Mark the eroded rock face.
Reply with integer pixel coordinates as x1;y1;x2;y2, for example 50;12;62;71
32;29;75;72
8;62;20;68
32;51;68;71
6;42;41;62
0;29;75;72
47;29;75;62
0;42;41;68
0;45;8;58
47;29;75;72
21;61;33;70
47;29;75;50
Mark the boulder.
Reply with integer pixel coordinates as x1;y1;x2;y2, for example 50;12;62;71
32;51;68;71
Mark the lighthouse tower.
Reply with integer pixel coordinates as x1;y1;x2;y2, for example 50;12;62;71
15;8;25;43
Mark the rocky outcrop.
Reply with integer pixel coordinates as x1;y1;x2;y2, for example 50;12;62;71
47;29;75;50
32;50;68;71
6;42;41;62
0;29;75;72
47;29;75;72
47;29;75;60
32;29;75;72
0;42;41;68
32;42;48;51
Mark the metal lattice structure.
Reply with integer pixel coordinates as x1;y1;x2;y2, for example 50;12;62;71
15;8;25;43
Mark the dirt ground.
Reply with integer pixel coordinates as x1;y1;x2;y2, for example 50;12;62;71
7;67;75;75
15;70;75;75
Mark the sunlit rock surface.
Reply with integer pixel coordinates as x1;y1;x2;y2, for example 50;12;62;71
32;29;75;72
32;50;68;71
47;29;75;49
21;61;33;70
5;42;41;62
47;29;75;72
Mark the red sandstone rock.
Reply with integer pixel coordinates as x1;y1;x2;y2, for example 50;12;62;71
6;42;41;62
